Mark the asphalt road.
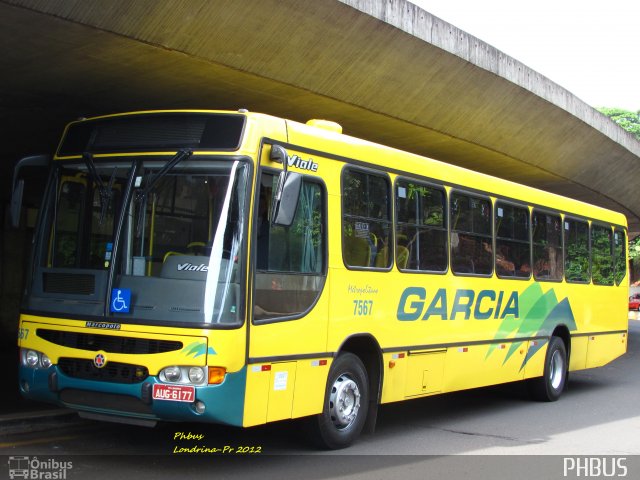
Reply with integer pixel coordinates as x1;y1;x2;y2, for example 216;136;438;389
1;321;638;479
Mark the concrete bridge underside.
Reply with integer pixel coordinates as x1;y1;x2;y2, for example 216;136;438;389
2;0;640;231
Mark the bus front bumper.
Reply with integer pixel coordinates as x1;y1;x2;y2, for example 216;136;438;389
18;364;246;427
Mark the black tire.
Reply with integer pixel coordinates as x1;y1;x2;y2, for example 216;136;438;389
309;353;369;449
528;336;568;402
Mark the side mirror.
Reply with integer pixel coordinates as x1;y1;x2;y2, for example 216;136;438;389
10;155;50;228
272;171;302;227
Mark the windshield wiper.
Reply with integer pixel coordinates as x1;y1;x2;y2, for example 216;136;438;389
134;149;193;236
83;152;116;225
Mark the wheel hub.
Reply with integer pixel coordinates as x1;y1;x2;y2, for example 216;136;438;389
549;349;564;390
329;374;361;429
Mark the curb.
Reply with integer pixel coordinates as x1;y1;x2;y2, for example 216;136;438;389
0;409;81;436
0;408;75;424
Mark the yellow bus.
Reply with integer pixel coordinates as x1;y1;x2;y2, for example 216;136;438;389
13;110;628;449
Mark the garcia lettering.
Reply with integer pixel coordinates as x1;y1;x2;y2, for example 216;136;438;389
397;287;519;321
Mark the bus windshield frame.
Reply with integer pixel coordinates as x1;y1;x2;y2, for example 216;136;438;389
24;154;252;329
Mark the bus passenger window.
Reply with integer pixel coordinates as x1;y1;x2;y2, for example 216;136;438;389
614;228;627;285
564;218;589;283
495;202;530;279
591;224;614;286
450;193;492;275
395;180;447;272
342;169;391;268
532;211;563;281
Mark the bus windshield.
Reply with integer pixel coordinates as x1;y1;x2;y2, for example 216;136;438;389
29;156;249;327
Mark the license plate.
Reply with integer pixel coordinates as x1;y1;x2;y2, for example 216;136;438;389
152;384;195;402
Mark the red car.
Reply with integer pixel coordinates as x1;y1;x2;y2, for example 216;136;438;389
629;294;640;310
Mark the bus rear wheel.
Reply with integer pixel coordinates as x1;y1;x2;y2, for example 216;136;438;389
528;336;567;402
310;352;369;449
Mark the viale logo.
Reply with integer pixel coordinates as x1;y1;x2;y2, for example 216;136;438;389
177;263;209;272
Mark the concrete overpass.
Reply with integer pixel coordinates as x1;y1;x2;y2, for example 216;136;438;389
1;0;640;232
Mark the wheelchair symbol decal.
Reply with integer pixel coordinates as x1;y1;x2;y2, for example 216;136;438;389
111;288;131;313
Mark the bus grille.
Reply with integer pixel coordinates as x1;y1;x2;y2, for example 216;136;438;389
60;389;153;414
58;358;149;384
37;329;183;354
43;272;95;295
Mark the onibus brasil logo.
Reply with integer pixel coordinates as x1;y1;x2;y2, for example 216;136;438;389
8;456;72;479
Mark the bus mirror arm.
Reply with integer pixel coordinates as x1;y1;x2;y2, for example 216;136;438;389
10;154;50;228
269;144;288;170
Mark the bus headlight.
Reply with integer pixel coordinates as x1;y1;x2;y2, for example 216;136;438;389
159;365;210;385
25;350;39;367
21;348;52;368
41;354;52;368
162;366;182;382
188;367;205;384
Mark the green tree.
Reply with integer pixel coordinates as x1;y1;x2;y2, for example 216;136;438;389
597;107;640;140
630;236;640;261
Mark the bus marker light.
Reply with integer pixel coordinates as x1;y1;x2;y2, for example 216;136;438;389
261;365;271;372
458;347;468;353
208;367;227;384
389;360;396;369
311;360;328;367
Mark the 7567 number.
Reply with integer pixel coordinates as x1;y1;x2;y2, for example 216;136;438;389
353;300;373;316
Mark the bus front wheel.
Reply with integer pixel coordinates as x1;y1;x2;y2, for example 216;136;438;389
310;352;369;449
528;336;567;402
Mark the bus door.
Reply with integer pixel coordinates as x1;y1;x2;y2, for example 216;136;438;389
244;168;329;425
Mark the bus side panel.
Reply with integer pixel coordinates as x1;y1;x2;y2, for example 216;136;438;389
443;342;526;393
568;336;588;371
266;362;297;422
243;358;330;425
381;353;408;403
243;365;271;427
243;362;300;426
404;350;446;397
291;359;330;418
585;333;627;369
522;339;548;380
